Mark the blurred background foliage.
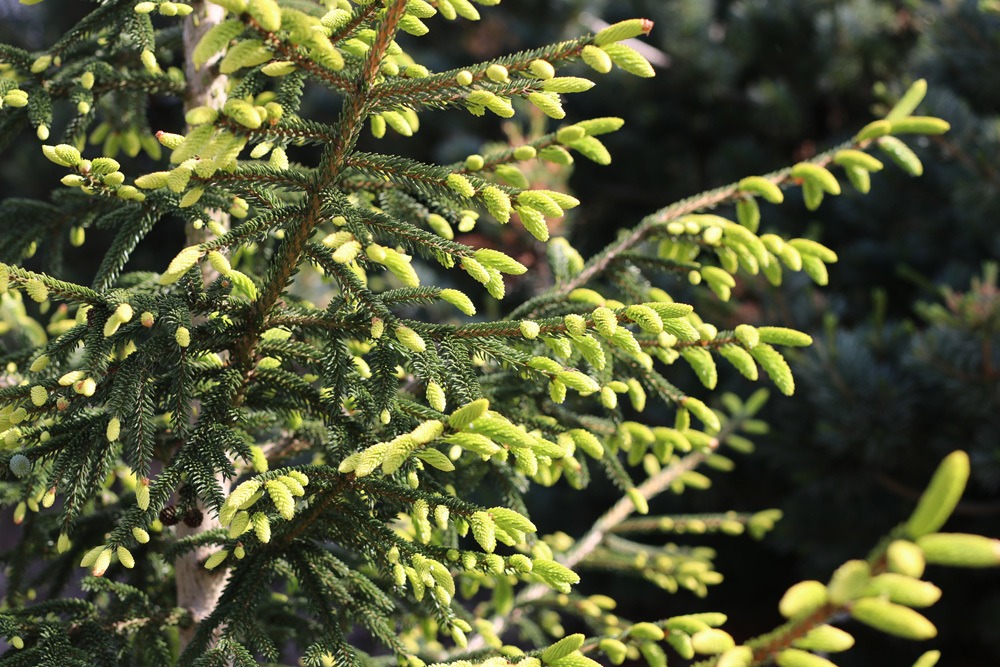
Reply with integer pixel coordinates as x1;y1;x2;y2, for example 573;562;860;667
1;0;999;664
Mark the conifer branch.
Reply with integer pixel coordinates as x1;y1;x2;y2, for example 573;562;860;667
195;165;314;190
234;2;409;357
460;449;715;655
640;336;740;350
691;548;897;666
361;0;409;89
328;3;381;44
248;24;352;93
563;450;717;572
512;139;869;318
372;37;595;103
372;79;538;113
218;115;341;145
611;512;756;535
452;135;562;175
0;263;104;306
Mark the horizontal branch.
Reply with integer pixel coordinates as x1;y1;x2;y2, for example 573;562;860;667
511;138;862;319
372;34;595;103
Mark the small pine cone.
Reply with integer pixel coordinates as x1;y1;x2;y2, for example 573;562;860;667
159;505;179;526
183;507;204;528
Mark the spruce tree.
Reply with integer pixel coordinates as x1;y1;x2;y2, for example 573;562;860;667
0;1;996;665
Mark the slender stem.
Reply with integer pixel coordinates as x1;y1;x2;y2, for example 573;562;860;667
557;189;744;299
611;512;754;534
565;450;713;571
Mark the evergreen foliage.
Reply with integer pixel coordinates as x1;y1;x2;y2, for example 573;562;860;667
0;1;996;666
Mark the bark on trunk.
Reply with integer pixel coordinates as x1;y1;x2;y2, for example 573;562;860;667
176;0;232;652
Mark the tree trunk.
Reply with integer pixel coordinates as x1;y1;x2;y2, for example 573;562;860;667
176;0;232;652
